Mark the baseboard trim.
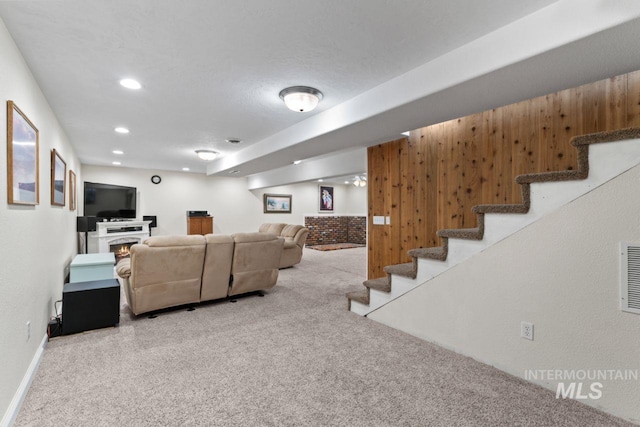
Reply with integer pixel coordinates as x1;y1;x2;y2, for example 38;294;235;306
0;333;47;427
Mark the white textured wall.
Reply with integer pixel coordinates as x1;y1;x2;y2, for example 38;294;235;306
369;164;640;423
0;19;81;422
82;165;367;236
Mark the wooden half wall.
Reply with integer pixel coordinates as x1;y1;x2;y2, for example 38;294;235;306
367;70;640;279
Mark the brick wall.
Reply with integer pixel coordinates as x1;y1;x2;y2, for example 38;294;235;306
304;216;366;245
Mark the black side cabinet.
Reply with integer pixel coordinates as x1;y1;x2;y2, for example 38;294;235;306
62;279;120;335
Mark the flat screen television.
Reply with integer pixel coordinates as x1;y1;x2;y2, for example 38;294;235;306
83;181;137;219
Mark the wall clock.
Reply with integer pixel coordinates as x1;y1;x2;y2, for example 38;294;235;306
151;175;162;184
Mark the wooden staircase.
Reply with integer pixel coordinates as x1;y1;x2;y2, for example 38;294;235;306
347;128;640;314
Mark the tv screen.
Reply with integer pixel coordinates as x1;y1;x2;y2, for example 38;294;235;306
84;182;137;219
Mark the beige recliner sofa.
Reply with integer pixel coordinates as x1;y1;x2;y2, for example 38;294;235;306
116;232;284;315
258;223;309;268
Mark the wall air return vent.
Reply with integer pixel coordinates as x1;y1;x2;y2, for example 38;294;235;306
620;242;640;314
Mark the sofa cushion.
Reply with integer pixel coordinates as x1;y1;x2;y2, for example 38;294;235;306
201;234;234;301
258;223;286;236
229;232;284;296
283;240;297;250
144;235;205;247
281;224;303;238
233;232;282;244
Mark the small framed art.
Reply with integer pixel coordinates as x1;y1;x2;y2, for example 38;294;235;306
6;100;39;205
263;194;292;213
51;149;66;206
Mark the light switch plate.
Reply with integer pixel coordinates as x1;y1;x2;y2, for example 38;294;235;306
373;216;385;225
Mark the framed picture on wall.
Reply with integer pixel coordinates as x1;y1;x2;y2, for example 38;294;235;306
51;149;66;206
6;100;39;205
263;193;292;213
69;170;77;211
319;185;334;212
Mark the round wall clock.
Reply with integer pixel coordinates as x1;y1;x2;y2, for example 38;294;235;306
151;175;162;184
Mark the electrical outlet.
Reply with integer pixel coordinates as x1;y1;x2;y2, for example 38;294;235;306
26;321;30;341
521;321;534;340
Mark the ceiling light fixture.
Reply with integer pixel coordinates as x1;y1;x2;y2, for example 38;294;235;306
225;138;242;144
228;170;240;174
318;179;323;182
182;167;190;171
112;161;121;166
112;150;124;155
195;150;218;161
119;78;141;90
279;86;323;112
114;127;129;134
293;160;302;165
353;175;367;187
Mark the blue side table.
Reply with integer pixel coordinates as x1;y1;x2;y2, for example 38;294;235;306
70;253;116;283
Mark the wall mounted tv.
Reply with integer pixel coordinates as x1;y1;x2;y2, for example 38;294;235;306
84;181;137;219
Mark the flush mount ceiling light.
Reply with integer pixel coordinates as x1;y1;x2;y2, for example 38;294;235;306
119;78;141;90
353;175;367;187
114;127;130;134
225;138;242;144
195;149;219;161
279;86;323;112
112;150;124;155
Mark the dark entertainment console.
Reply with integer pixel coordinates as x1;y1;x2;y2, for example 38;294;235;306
62;279;120;335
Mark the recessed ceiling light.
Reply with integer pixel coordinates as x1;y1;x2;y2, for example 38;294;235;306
112;161;121;166
115;127;129;134
293;160;302;165
112;150;124;155
182;167;190;171
119;78;141;90
345;181;349;184
401;131;411;136
318;179;323;182
195;149;218;161
225;138;242;144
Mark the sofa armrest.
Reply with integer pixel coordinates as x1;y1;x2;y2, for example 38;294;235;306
293;227;309;248
116;258;131;279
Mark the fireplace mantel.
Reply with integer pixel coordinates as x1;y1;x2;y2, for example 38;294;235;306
87;220;151;254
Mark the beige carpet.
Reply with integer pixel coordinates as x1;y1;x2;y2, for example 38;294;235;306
307;243;366;251
15;248;633;426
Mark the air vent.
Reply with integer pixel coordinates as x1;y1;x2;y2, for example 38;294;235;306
621;242;640;314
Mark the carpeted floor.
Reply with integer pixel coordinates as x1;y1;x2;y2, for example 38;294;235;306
15;248;633;426
306;243;366;251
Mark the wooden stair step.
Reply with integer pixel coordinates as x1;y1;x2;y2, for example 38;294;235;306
407;246;447;261
364;277;390;292
383;262;417;279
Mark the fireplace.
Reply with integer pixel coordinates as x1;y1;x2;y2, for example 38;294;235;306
110;241;136;263
87;220;150;254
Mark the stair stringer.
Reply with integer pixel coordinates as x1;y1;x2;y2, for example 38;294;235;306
350;135;640;317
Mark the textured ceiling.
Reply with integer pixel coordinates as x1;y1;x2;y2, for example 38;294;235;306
0;0;560;175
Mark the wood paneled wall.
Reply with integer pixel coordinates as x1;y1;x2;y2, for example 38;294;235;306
368;70;640;279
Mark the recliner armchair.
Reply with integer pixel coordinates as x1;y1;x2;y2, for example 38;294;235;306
258;223;308;268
